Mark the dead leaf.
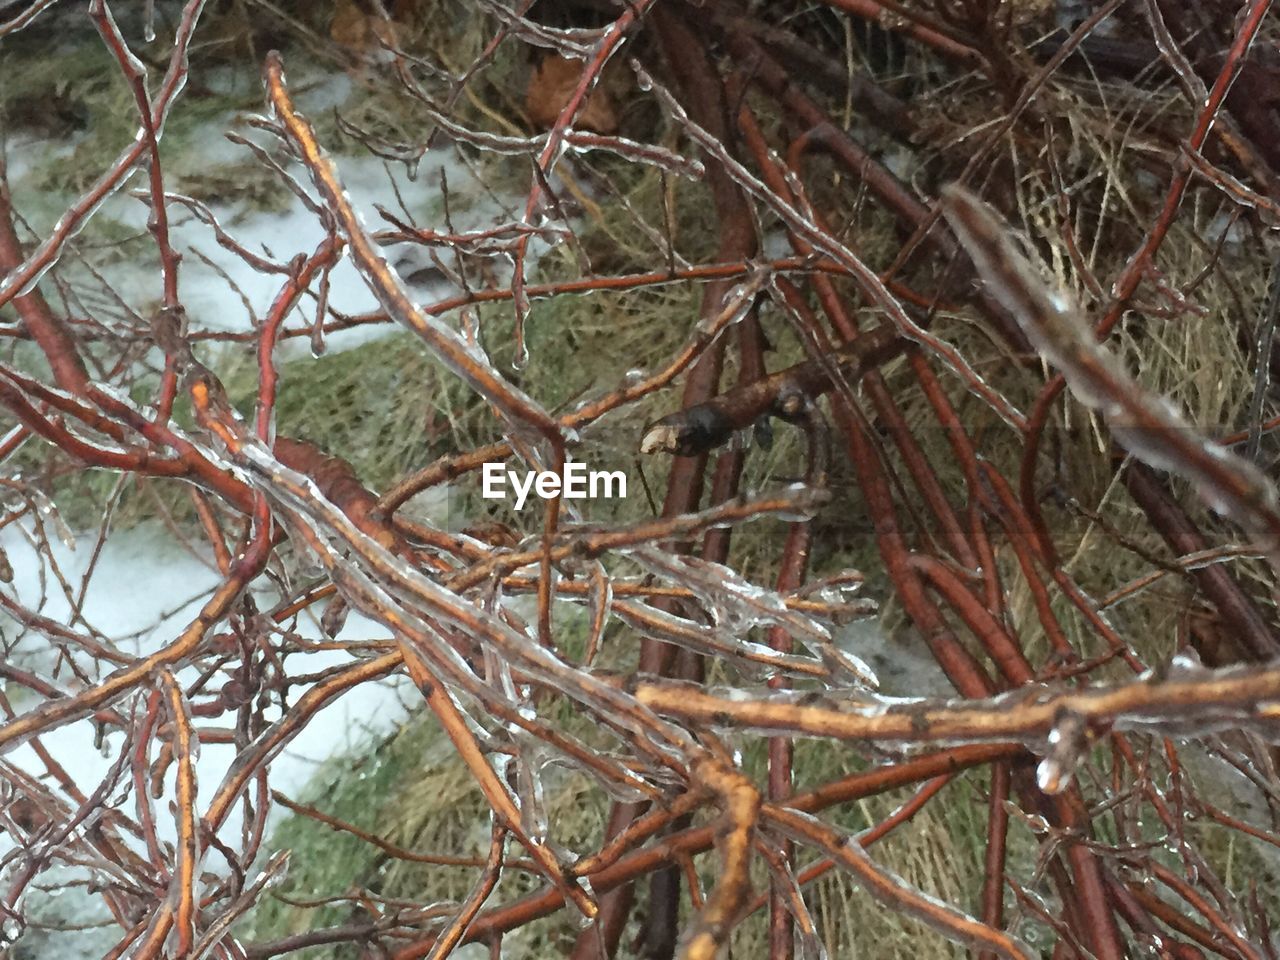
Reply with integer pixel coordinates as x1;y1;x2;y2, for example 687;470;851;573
526;53;619;136
330;0;401;60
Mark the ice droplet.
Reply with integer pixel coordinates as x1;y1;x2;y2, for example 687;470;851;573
0;915;23;944
1036;755;1071;794
1037;710;1086;794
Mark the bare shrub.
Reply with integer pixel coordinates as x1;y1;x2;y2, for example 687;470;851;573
2;1;1280;958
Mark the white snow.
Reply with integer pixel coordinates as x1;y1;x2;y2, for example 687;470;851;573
0;519;416;953
2;68;556;361
0;517;415;840
837;616;951;697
